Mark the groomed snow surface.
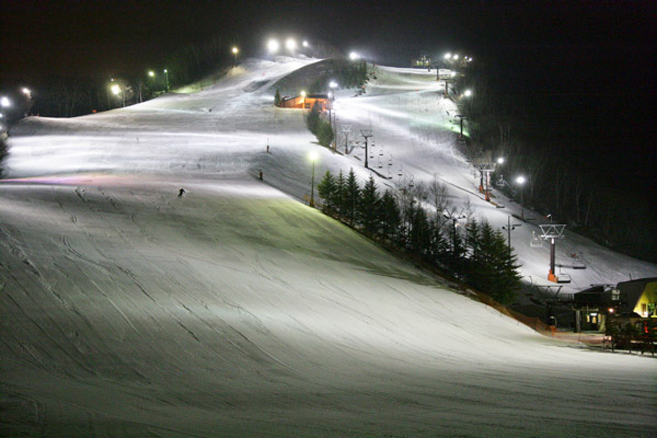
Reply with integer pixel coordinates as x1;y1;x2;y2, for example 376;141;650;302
1;58;655;437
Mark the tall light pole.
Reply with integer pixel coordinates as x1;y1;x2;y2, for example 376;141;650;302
360;129;373;169
309;151;319;207
163;69;169;92
328;81;338;126
110;81;125;107
516;175;526;220
455;114;466;139
231;47;239;66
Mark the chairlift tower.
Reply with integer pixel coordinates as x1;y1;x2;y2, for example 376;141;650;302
341;125;351;154
473;151;498;202
538;223;570;284
360;129;373;169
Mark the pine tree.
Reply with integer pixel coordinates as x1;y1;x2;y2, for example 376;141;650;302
430;218;450;266
306;101;320;134
463;219;482;284
317;120;334;147
334;170;346;217
378;190;401;242
274;88;281;106
317;170;336;213
409;205;432;255
358;176;381;235
343;168;360;226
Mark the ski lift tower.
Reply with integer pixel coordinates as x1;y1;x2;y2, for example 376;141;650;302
473;151;498;202
538;223;570;284
341;125;351;154
360;129;373;169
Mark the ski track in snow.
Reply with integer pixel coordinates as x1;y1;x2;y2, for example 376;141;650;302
1;57;656;437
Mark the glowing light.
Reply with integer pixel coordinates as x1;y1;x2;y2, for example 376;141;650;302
329;81;338;89
516;176;526;185
309;150;319;162
1;97;11;107
463;89;472;97
497;157;505;164
148;71;155;77
453;54;459;60
444;53;451;60
349;52;360;60
232;47;239;54
302;40;309;47
300;90;306;97
110;84;121;96
22;88;31;95
285;38;297;51
267;39;280;53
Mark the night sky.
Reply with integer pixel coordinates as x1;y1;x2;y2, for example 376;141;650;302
2;0;655;193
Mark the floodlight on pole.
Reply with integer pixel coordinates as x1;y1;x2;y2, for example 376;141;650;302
349;51;360;60
1;97;11;107
463;89;473;97
497;157;505;165
444;53;451;60
163;69;169;91
285;38;297;51
267;39;280;53
302;40;309;48
232;47;239;65
148;71;155;78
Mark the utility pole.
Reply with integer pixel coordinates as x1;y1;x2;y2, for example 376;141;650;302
502;216;521;257
360;129;373;169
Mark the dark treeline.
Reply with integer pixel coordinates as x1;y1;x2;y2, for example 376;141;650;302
306;60;369;94
453;58;657;263
317;169;521;304
4;36;234;119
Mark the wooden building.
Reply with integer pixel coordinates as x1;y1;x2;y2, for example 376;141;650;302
278;94;331;111
573;277;657;332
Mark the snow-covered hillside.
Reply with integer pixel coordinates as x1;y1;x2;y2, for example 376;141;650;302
1;57;655;437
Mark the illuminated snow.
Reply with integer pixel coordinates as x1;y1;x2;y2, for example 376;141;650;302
1;58;655;437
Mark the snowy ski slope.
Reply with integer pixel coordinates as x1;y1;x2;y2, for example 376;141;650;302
1;57;655;437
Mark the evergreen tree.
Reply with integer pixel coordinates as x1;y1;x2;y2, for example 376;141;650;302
378;190;401;242
409;205;432;255
343;168;360;225
358;176;381;235
306;101;320;134
317;170;336;213
463;219;482;283
334;170;346;217
274;88;281;106
430;218;450;266
463;220;521;304
317;120;335;147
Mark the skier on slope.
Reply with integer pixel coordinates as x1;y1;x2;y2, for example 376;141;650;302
178;188;186;197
